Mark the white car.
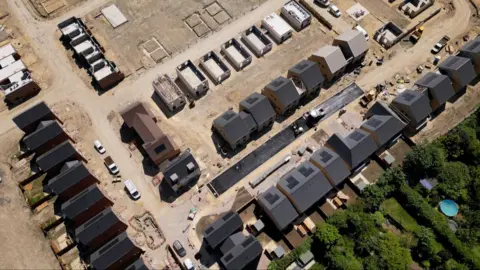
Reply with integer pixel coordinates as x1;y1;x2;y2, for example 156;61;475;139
329;5;341;17
124;179;141;200
184;258;195;270
94;140;106;154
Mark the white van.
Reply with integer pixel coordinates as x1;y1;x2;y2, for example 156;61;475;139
124;179;141;200
354;25;369;41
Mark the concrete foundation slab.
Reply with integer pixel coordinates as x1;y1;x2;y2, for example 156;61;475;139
150;49;168;63
143;39;159;53
214;11;230;24
346;3;370;22
101;5;129;28
185;14;202;28
204;59;224;78
206;2;222;16
193;23;210;37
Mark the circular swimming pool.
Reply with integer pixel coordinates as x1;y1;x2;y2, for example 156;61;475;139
439;200;459;217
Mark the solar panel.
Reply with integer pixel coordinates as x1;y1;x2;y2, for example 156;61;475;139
222;111;236;121
348;131;365;142
319;150;333;163
367;117;383;128
241;236;254;248
205;227;214;234
224;253;234;262
466;41;480;51
99;237;120;255
298;165;314;177
223;212;234;221
264;192;280;205
286;176;299;189
402;92;417;102
246;96;259;104
270;78;285;88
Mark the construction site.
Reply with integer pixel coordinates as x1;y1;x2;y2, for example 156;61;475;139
0;0;480;269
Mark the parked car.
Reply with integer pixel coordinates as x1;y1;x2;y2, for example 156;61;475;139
314;0;330;7
124;179;141;200
431;36;450;54
173;240;186;257
328;5;341;17
104;156;119;175
184;258;195;270
94;140;106;154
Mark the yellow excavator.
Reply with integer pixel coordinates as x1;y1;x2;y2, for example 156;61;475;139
410;24;425;44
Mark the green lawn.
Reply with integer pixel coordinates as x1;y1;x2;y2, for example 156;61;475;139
381;198;421;233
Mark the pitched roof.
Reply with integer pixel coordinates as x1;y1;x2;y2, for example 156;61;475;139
22;120;65;151
264;76;300;107
391;89;432;125
415;72;455;105
312;45;347;74
367;101;405;122
220;232;246;255
361;114;406;147
162;150;201;192
287;60;325;91
61;184;105;220
438;56;476;86
204;211;243;249
257;186;298;230
47;161;90;195
310;147;350;186
120;102;154;128
277;161;332;213
326;129;378;169
213;110;250;146
75;207;121;246
239;111;257;132
89;232;139;270
12;102;52;132
239;92;276;127
461;37;480;53
36;141;78;172
220;235;263;270
125;258;148;270
333;29;368;58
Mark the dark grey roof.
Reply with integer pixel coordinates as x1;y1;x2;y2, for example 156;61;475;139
239;92;276;127
220;235;263;270
367;101;405;122
461;37;480;53
239;111;257;132
22;121;65;151
333;29;368;58
204;211;243;249
75;207;121;246
391;90;432;125
61;184;105;220
361;114;406;147
12;102;52;132
287;60;325;91
125;258;148;270
310;147;350;186
415;72;455;105
213;110;250;147
162;150;201;192
277;161;332;213
265;76;300;108
47;161;90;195
326;129;378;169
89;232;139;270
220;232;246;255
438;56;476;86
257;186;298;230
36;141;78;172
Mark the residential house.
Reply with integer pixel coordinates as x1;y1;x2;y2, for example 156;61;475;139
204;211;243;249
36;141;84;175
459;36;480;73
277;161;332;213
88;232;143;270
390;89;432;133
414;72;456;112
257;186;299;231
287;60;324;97
125;258;148;270
161;150;201;193
333;29;369;65
22;120;69;155
309;45;348;82
220;232;247;255
61;184;113;227
361;114;406;150
47;161;99;202
438;56;476;91
220;235;263;270
239;92;276;132
310;147;351;187
12;101;57;134
326;129;378;171
75;207;127;254
213;110;256;150
121;102;180;166
262;76;301;115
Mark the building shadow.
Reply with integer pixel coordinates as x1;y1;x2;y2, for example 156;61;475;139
150;92;185;119
448;87;468;104
158;180;177;203
141;158;159;177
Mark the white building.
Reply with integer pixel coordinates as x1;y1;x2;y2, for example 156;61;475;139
176;60;209;97
262;13;293;44
281;1;311;31
153;74;185;111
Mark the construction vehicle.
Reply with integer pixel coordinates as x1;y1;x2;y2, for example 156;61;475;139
360;90;376;107
410;25;424;43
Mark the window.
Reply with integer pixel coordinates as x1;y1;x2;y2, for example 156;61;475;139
154;144;166;154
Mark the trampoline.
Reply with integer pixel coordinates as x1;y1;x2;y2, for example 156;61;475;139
439;200;459;217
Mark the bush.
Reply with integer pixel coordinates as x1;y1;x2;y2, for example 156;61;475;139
268;238;311;270
437;162;471;202
362;167;405;212
403;143;446;180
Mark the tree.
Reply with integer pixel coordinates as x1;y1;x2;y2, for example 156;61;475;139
438;162;471;202
315;223;341;250
325;247;362;270
377;232;413;270
362;168;405;211
445;259;469;270
403;143;446;180
414;226;442;258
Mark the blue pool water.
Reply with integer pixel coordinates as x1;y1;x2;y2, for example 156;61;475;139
440;200;459;217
